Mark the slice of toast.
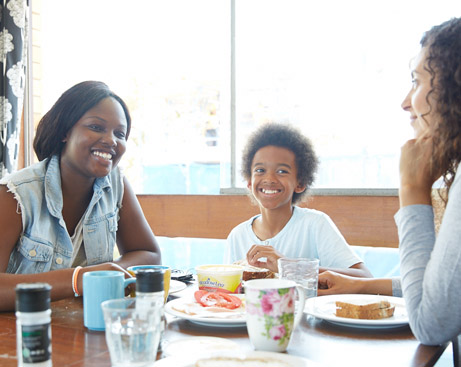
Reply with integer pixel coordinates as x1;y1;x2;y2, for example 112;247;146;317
335;299;395;320
233;259;275;281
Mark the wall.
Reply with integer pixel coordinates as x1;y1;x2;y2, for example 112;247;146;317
137;194;400;248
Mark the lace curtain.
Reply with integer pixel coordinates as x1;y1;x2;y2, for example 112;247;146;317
0;0;28;178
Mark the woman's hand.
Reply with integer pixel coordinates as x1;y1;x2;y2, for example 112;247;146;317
317;271;363;296
399;137;441;207
318;271;393;296
246;245;284;273
78;262;134;296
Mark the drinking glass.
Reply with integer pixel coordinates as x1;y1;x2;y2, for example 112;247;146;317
278;258;319;298
102;298;162;367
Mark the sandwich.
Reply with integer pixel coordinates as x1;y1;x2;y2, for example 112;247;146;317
233;259;275;281
335;299;395;320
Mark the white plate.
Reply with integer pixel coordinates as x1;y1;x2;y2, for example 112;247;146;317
154;350;317;367
169;280;187;294
163;336;240;357
164;295;246;327
304;294;408;329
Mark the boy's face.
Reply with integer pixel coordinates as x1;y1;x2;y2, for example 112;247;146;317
248;145;305;211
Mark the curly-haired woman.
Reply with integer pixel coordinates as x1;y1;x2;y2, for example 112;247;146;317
224;122;372;277
318;17;461;357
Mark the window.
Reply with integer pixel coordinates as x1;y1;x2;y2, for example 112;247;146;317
37;0;229;194
33;0;460;193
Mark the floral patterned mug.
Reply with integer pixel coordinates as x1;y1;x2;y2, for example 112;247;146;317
244;279;306;352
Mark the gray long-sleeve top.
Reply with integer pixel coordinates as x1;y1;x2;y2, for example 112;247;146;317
395;172;461;348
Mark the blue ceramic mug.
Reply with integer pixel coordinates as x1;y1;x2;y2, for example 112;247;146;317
83;271;135;331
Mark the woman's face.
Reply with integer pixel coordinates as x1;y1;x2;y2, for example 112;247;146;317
401;47;439;139
60;97;128;179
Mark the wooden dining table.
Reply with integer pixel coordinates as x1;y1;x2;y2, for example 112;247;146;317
0;291;448;367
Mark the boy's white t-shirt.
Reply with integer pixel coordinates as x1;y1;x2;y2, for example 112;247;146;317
224;206;361;268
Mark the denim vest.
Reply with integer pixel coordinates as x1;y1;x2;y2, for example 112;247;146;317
1;155;124;274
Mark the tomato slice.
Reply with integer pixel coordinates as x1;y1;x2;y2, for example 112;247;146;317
194;290;242;309
194;290;209;303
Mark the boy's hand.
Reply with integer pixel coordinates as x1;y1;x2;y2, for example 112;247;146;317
246;244;284;273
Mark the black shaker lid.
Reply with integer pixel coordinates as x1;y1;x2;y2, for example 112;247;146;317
15;283;52;312
135;269;164;293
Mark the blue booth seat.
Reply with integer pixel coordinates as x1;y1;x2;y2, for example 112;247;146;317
156;236;400;278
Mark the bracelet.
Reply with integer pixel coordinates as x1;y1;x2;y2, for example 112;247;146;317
72;266;83;297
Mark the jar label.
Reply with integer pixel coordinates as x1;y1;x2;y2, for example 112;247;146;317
20;323;51;363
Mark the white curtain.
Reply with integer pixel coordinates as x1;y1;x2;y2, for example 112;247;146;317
0;0;28;178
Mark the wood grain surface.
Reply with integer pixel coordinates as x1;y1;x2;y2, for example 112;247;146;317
137;194;400;247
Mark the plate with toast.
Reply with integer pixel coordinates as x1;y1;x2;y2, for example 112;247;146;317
304;294;408;329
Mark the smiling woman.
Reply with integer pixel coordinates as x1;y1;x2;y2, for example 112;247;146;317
0;81;161;312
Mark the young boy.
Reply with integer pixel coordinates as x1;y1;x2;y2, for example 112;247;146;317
224;123;372;277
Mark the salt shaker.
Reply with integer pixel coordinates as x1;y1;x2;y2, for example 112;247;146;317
15;283;52;367
135;269;165;351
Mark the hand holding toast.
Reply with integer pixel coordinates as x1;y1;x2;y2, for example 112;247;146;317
246;244;284;273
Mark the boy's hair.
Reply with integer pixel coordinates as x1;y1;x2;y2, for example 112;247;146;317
241;122;319;204
33;81;131;161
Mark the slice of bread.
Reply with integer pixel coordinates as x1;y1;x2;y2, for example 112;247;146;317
233;259;275;281
335;299;395;320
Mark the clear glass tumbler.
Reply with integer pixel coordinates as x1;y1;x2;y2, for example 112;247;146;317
278;257;320;299
102;298;162;367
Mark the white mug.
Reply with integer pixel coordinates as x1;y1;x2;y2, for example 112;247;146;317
244;279;305;352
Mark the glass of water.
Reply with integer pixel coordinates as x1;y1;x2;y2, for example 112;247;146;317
278;258;320;299
101;298;162;367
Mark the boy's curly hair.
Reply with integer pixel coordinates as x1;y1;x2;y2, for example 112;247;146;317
241;123;319;204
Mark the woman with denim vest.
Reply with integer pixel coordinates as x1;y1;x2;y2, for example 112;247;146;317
0;81;161;311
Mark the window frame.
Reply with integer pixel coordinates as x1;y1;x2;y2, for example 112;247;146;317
25;1;409;197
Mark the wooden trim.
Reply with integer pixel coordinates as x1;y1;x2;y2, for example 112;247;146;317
137;194;399;248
